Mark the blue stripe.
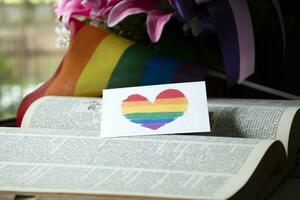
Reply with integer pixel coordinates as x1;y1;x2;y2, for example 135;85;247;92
140;54;180;85
130;118;175;124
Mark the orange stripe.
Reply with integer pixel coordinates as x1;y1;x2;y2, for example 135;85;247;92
45;25;109;96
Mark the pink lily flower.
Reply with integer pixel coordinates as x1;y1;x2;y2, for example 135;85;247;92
82;0;123;19
55;0;91;28
107;0;174;42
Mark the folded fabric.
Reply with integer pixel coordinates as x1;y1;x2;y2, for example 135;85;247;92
172;0;255;86
16;24;205;126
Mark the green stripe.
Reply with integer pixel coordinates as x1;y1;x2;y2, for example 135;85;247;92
124;112;183;120
106;44;154;88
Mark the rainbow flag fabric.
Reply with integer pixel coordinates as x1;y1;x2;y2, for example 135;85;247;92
17;25;204;126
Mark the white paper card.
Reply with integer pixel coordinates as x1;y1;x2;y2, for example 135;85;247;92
101;81;210;138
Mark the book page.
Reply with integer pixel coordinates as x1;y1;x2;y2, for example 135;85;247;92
208;99;300;152
21;96;102;134
0;127;99;137
209;99;300;107
22;96;298;152
0;128;275;200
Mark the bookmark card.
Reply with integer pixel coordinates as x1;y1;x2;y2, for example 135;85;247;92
101;82;210;138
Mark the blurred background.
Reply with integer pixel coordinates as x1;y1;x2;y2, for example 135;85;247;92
0;0;299;121
0;0;65;120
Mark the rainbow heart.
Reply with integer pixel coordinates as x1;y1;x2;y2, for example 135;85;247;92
121;89;188;130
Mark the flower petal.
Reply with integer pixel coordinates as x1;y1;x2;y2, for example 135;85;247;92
56;0;90;28
55;0;69;16
64;0;90;17
82;0;102;9
147;10;173;42
107;0;156;27
107;0;122;7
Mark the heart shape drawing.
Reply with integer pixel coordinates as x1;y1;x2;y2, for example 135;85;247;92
121;89;188;130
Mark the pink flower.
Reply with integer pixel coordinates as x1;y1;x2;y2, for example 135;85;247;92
55;0;174;42
55;0;91;28
82;0;122;19
107;0;174;42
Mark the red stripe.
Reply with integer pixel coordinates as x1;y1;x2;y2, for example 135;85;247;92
156;89;185;99
16;20;85;127
123;94;148;102
16;59;64;126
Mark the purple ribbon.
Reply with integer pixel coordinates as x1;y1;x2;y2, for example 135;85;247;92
227;0;255;83
173;0;255;87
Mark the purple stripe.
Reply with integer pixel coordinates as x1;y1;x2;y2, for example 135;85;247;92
142;124;165;130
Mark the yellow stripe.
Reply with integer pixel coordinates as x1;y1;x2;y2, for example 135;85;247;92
121;104;188;114
74;34;134;96
122;98;188;106
122;101;153;107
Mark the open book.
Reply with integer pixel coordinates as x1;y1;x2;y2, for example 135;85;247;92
0;96;299;200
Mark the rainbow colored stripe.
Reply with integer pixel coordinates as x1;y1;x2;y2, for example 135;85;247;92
17;25;203;126
44;26;204;97
121;89;188;130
